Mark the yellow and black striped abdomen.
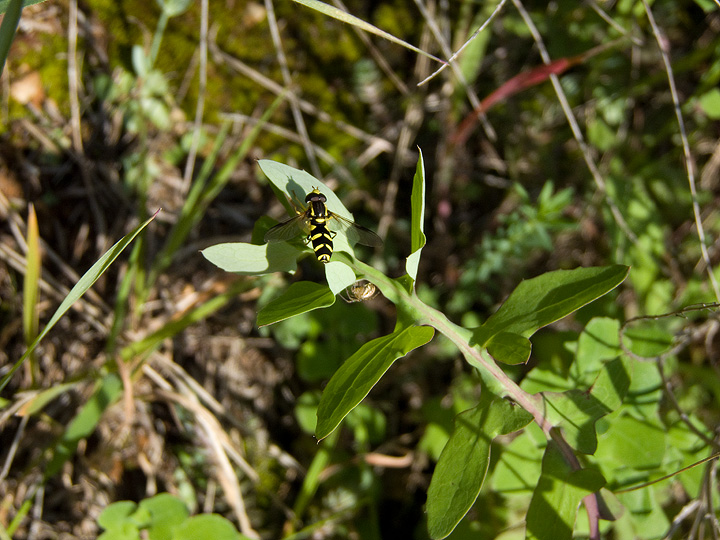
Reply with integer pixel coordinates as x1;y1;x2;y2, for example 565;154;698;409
308;218;334;263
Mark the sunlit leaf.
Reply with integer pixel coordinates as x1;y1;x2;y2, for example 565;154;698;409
406;150;427;283
542;357;631;454
257;281;335;327
325;260;356;295
426;395;533;539
201;242;302;275
291;0;443;64
316;325;434;440
526;442;606;540
472;265;629;364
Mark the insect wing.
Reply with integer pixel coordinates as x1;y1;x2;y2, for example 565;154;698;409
264;213;308;243
329;213;383;247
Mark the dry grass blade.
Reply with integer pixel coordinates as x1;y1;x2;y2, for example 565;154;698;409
157;389;259;538
292;0;445;65
413;0;496;141
181;0;209;194
266;0;321;178
418;0;508;86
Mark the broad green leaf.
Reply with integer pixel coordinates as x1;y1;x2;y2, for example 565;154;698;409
45;374;124;479
491;426;545;493
595;414;666;470
97;501;138;531
258;159;364;261
616;488;670;537
201;242;302;275
541;357;630;454
623;322;674;358
139;493;189;540
174;515;244;540
0;212;158;392
698;87;720;119
295;391;321;434
472;265;629;359
486;331;532;365
291;0;443;65
573;317;621;381
325;260;356;295
426;396;533;539
406;150;427;282
97;523;140;540
525;442;606;540
257;281;335;327
316;325;434;440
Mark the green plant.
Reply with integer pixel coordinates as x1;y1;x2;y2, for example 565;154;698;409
201;156;717;540
97;493;249;540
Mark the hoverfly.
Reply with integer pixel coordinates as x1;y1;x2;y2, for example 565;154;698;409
264;187;382;264
341;280;378;303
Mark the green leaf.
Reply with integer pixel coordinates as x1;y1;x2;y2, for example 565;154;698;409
486;331;532;365
698;87;720;119
45;374;124;479
623;322;674;358
257;281;335;327
18;382;79;416
139;493;188;540
525;442;606;540
0;0;32;77
491;426;544;493
201;242;302;275
406;149;427;283
98;501;138;531
426;396;533;539
541;357;631;454
325;260;356;295
595;414;666;470
573;317;621;381
291;0;444;65
97;523;140;540
316;325;434;440
472;265;629;360
0;211;157;392
174;514;243;540
257;159;364;261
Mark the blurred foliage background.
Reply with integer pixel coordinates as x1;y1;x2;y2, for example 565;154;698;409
1;0;720;538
